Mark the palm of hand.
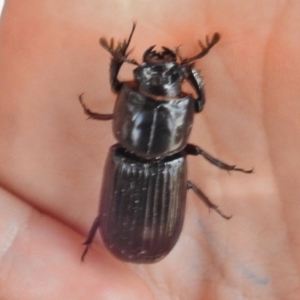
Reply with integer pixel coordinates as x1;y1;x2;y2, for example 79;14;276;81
0;1;299;299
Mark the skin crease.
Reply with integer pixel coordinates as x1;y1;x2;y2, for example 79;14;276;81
1;0;300;299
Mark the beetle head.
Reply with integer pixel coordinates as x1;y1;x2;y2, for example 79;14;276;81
143;46;177;63
133;61;185;97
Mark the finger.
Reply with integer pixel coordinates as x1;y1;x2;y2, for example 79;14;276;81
0;188;153;299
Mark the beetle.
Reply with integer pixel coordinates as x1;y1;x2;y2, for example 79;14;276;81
79;24;252;264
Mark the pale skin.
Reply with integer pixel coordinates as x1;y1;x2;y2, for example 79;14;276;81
0;0;300;299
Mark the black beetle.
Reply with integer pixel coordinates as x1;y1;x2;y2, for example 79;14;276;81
79;24;252;264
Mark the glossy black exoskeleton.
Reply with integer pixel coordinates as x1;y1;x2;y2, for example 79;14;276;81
79;24;252;264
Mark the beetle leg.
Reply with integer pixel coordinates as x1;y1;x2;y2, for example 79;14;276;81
185;144;253;173
81;216;101;262
185;67;205;112
99;23;137;63
100;23;139;93
181;32;221;65
187;181;231;219
109;59;124;92
78;94;113;121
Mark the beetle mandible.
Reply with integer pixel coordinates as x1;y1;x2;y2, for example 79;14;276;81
79;24;252;264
